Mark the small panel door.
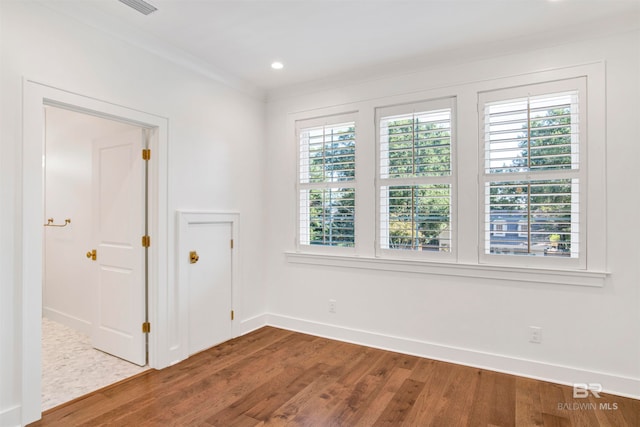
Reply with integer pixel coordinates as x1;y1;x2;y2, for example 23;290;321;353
91;128;146;366
187;221;233;355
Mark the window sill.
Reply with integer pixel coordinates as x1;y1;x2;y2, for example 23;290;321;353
285;252;608;287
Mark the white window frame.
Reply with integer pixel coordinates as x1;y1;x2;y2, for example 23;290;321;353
296;112;358;255
375;97;457;261
288;63;607;286
478;78;587;270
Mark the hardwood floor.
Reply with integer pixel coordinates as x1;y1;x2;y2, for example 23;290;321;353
30;327;639;426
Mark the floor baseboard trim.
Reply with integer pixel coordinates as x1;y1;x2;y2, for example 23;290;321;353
43;308;91;335
0;404;21;427
238;313;269;336
266;313;640;400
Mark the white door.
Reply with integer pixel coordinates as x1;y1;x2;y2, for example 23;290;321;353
187;221;233;355
90;128;146;366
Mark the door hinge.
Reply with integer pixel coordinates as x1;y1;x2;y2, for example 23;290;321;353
230;239;234;249
231;310;234;321
142;149;151;160
142;235;151;247
142;322;151;333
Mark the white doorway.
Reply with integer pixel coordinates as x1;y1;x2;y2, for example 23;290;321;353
22;80;170;425
42;106;149;408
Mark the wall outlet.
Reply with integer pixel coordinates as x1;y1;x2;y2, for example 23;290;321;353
328;299;337;314
529;326;542;344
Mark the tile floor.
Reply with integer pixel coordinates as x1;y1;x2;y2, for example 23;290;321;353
42;317;149;411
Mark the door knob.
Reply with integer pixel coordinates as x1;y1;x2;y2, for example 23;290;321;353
189;251;199;264
86;249;97;261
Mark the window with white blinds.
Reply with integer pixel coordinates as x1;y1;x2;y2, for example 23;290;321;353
292;68;603;280
480;79;585;265
298;116;356;248
377;98;454;256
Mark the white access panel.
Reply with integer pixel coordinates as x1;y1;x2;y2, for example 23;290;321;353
177;212;238;357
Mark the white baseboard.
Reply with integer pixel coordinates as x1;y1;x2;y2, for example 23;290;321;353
266;313;640;400
0;404;21;427
238;313;269;336
43;307;91;335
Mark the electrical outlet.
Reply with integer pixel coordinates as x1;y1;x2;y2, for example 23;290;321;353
529;326;542;344
328;299;337;314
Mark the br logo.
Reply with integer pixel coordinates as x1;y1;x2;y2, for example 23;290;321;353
573;383;602;398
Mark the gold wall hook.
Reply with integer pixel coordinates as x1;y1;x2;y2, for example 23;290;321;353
189;251;199;264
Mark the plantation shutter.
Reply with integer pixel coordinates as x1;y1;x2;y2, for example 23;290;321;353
480;81;584;263
377;98;455;255
298;117;356;247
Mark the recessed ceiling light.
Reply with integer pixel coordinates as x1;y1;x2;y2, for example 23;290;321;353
271;62;284;70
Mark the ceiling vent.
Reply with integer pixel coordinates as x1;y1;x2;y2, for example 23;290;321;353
118;0;158;15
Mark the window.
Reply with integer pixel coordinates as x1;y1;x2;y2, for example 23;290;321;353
479;78;585;266
492;220;507;237
298;115;356;248
377;98;455;257
291;66;605;284
517;221;528;237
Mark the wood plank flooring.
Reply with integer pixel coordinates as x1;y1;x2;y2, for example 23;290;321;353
30;327;639;427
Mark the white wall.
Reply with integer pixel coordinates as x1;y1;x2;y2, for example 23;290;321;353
1;0;638;424
264;29;640;398
43;107;139;333
0;1;267;424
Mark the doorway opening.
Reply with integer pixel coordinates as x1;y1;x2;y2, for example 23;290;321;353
41;105;150;409
22;79;170;425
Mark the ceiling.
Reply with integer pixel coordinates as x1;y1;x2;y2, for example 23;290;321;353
42;0;640;97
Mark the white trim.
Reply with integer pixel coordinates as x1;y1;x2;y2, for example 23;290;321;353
0;405;21;427
36;0;264;100
239;313;270;335
22;80;170;425
42;308;92;336
285;252;607;287
266;314;640;400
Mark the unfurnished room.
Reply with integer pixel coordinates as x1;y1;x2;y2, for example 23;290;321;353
1;0;639;426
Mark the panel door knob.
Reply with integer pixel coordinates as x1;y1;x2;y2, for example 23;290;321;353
86;249;97;261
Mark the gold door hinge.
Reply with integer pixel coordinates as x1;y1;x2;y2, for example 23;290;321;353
142;235;151;247
231;310;235;321
142;149;151;160
230;239;234;249
142;322;151;333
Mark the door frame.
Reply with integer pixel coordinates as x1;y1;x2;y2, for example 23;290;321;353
22;79;170;424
